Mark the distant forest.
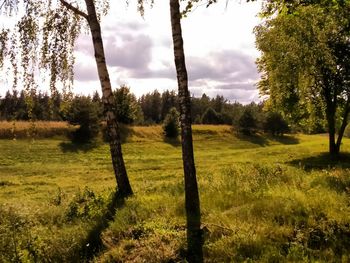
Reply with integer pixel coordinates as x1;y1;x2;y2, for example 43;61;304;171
0;86;256;124
0;86;327;134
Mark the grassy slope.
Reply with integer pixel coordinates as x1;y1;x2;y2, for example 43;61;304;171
1;125;350;262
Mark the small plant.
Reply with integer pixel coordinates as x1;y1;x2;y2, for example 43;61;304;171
163;107;180;138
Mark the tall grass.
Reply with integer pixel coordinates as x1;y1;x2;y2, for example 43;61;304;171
1;126;350;262
0;121;74;139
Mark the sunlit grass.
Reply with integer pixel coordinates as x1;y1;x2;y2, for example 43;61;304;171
0;121;74;139
1;125;350;262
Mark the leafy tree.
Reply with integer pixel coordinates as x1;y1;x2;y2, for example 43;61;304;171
201;107;222;124
212;95;226;113
163;107;180;138
238;109;257;135
139;90;162;124
228;101;244;127
0;90;16;120
161;90;178;120
255;2;350;157
263;112;289;136
92;90;103;119
113;85;143;124
191;93;211;123
66;96;100;143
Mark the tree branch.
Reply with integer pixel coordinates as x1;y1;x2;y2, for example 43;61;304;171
59;0;88;20
0;0;6;11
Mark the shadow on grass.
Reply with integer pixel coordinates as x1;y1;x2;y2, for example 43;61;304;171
59;141;100;153
163;137;181;147
289;152;350;171
80;190;126;261
102;124;135;144
236;133;299;147
323;175;350;194
268;134;299;145
235;133;269;146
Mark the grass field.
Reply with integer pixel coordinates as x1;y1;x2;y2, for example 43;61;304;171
1;125;350;262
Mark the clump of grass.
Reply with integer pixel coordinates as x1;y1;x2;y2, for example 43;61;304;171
200;164;350;262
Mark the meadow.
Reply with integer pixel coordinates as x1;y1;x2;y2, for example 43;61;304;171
1;123;350;262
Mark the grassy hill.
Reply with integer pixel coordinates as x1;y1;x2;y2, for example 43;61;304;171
1;124;350;262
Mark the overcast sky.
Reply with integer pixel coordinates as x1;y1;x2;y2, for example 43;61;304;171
73;0;262;104
0;0;263;104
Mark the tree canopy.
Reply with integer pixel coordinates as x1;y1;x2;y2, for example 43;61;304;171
255;1;350;156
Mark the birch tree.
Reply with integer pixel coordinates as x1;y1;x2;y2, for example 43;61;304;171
0;0;133;196
170;0;203;261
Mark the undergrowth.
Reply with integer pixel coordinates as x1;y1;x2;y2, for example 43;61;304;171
0;187;114;262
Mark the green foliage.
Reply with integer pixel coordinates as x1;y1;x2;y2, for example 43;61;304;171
238;109;257;135
139;90;162;124
255;2;350;154
0;207;33;262
163;107;180;138
0;187;113;263
113;85;143;125
201;107;222;124
263;112;290;136
66;96;101;143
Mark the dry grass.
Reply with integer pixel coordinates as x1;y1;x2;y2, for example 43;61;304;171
0;121;74;139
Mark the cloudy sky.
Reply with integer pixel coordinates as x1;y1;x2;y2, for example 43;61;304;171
0;0;263;104
73;0;262;104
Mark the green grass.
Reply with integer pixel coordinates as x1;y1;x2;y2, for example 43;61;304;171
1;125;350;262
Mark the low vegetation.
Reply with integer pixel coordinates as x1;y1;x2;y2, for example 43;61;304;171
0;124;350;262
0;121;74;139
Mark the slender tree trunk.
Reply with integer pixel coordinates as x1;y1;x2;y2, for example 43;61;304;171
169;1;203;262
326;103;338;157
335;100;350;153
84;0;132;197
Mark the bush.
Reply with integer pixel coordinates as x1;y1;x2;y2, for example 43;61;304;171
238;109;258;135
263;112;290;136
163;108;180;138
66;96;101;143
201;107;222;124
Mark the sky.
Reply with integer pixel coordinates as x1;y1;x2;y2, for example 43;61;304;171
1;0;263;104
73;0;263;104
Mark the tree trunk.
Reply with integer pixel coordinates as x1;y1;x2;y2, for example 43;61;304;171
84;0;132;197
335;100;350;154
169;1;203;262
326;103;338;158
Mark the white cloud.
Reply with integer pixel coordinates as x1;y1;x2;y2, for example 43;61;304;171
1;0;263;103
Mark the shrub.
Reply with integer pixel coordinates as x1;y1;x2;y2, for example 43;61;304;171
201;107;222;124
66;96;100;143
263;112;290;136
238;109;257;135
163;108;180;138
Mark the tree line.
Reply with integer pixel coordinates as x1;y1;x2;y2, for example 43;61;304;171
2;86;328;135
0;87;290;131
